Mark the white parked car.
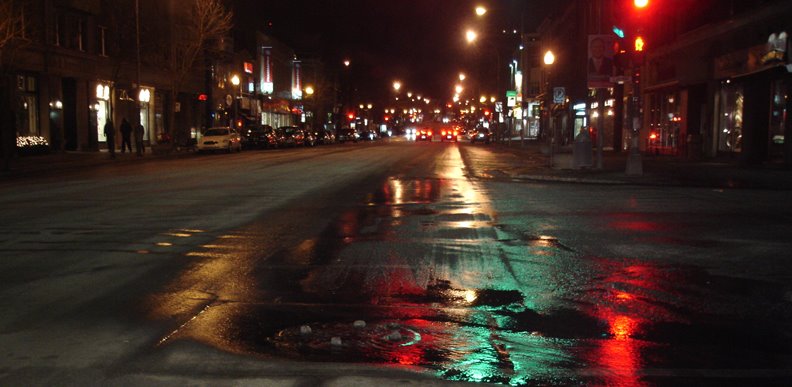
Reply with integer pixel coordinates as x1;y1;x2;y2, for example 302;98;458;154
197;127;242;153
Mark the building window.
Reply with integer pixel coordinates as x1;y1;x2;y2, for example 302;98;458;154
718;84;743;153
53;14;62;46
75;19;85;51
98;26;107;56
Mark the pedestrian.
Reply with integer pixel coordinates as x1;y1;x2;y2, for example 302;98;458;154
134;122;145;156
120;118;133;153
104;119;116;158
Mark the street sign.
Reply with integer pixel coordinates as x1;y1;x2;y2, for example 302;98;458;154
553;87;566;104
495;102;503;113
506;90;517;107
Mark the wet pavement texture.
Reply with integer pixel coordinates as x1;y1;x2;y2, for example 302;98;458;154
142;144;792;385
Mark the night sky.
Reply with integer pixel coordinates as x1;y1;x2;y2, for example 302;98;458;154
232;0;563;105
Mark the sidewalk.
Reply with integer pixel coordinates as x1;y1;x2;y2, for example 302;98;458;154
4;143;792;190
479;141;792;190
0;148;194;181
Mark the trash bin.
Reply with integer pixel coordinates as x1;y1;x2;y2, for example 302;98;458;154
574;128;593;168
687;133;702;161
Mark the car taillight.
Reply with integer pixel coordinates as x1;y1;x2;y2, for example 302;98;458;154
428;131;433;136
453;131;458;136
441;130;447;136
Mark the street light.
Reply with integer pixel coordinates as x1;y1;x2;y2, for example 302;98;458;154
466;29;478;44
543;50;555;65
459;73;466;81
304;85;315;96
455;84;464;94
475;6;487;16
230;74;240;127
343;59;351;67
543;51;556;166
393;81;402;92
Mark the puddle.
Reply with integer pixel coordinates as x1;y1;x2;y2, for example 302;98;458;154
145;147;792;385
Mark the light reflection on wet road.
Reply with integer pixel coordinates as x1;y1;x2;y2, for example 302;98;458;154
144;143;792;385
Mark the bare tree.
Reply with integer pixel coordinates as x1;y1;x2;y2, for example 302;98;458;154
0;0;26;170
166;0;232;145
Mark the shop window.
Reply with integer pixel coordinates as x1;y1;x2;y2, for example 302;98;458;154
718;84;743;153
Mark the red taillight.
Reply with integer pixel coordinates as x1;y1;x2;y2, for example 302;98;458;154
453;131;458;136
428;131;433;136
441;130;447;136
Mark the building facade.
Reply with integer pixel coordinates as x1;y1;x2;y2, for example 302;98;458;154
4;0;215;154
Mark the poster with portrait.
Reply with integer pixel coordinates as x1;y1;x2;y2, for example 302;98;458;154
587;35;615;88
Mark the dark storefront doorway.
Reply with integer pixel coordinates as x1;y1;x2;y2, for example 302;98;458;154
62;78;78;151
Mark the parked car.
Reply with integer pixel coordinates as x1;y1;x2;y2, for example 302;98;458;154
279;126;306;147
197;127;242;153
315;129;336;145
337;128;358;143
470;128;493;144
241;125;275;149
302;127;317;147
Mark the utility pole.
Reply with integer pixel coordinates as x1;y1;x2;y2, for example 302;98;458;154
626;0;647;175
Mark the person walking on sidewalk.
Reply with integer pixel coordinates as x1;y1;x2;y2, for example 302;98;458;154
120;118;133;153
134;122;145;156
104;119;116;159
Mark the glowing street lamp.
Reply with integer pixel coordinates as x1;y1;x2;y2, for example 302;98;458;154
455;84;464;94
343;59;351;67
230;74;240;125
543;50;555;65
479;96;487;103
393;81;402;92
475;6;487;16
407;91;413;98
459;73;466;81
466;29;478;44
304;85;315;96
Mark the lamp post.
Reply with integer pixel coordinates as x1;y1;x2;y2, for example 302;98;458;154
230;74;240;128
543;50;555;167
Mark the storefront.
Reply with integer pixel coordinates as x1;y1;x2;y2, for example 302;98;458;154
646;89;682;155
15;74;41;144
713;31;792;164
95;82;112;146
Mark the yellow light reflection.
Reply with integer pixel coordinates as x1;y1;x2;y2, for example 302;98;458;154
464;290;478;303
164;233;192;238
156;242;173;247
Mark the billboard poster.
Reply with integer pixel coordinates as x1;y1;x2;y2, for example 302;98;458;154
588;35;615;88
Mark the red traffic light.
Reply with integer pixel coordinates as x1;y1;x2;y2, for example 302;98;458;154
634;0;648;8
347;113;355;120
197;93;208;101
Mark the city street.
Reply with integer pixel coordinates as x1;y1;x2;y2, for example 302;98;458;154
1;140;791;385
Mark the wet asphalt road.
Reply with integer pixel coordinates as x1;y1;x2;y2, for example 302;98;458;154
1;138;791;385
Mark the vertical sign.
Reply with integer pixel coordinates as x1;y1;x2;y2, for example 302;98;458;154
291;60;302;100
261;46;273;94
